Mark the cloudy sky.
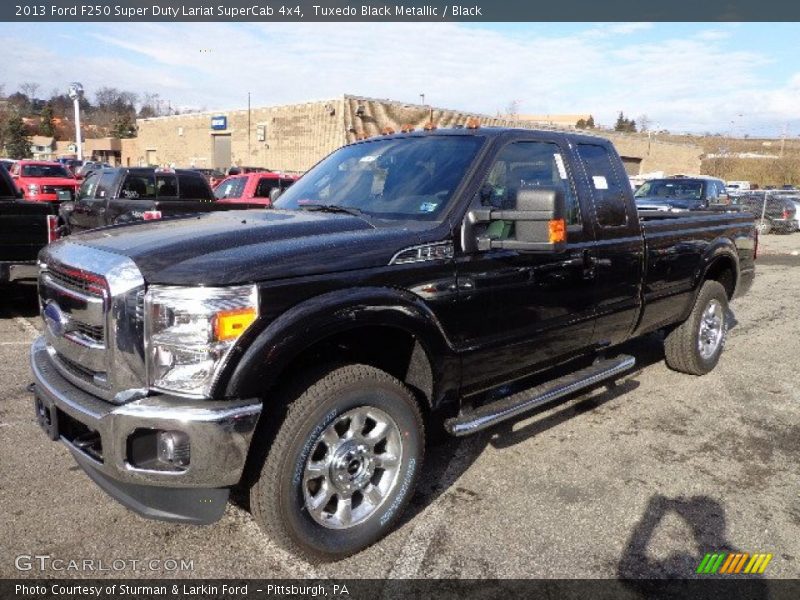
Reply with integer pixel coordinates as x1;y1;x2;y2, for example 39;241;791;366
4;21;800;136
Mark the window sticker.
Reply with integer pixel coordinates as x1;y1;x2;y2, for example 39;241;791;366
554;153;568;180
419;202;438;213
592;176;609;190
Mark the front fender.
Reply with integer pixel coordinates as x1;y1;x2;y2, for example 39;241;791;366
220;286;458;406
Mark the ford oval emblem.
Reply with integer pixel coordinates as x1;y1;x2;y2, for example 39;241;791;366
43;301;70;338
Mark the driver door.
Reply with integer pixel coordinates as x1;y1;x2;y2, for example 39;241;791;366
454;137;598;393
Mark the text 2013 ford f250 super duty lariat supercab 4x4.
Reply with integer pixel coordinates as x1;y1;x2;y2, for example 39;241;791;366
29;127;756;560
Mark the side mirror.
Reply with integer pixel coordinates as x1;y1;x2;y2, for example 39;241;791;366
269;187;282;204
468;188;568;253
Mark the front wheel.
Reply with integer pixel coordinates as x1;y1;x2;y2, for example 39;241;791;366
664;280;729;375
250;364;424;561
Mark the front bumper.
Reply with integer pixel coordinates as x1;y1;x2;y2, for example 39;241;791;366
30;336;262;524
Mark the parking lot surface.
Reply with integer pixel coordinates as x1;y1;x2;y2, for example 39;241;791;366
1;235;798;580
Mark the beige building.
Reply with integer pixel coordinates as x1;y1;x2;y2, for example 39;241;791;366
123;95;702;176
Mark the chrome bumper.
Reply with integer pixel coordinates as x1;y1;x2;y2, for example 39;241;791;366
0;261;38;283
30;336;262;489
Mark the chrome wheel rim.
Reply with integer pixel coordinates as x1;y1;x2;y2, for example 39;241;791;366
698;299;725;360
302;406;403;529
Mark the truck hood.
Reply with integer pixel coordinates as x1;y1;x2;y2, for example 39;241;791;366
66;209;428;285
22;177;78;187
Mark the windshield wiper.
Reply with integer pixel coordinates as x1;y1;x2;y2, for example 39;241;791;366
299;203;366;217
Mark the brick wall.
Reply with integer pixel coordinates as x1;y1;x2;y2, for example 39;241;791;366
123;94;702;176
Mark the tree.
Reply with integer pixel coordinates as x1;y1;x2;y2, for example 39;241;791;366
614;111;637;133
40;103;56;137
20;82;40;100
505;100;521;119
586;115;595;128
575;118;587;129
637;114;651;132
4;114;32;159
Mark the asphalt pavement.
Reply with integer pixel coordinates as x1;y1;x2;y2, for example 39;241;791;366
1;235;798;580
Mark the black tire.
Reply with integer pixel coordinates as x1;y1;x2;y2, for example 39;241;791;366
250;364;424;561
664;280;729;375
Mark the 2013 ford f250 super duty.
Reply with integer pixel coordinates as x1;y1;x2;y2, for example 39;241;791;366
29;128;756;560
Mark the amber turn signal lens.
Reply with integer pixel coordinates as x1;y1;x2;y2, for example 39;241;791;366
549;219;566;244
214;308;257;341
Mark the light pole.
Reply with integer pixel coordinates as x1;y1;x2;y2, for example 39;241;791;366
68;82;84;161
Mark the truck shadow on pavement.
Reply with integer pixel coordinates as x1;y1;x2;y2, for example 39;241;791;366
0;284;40;317
617;494;768;598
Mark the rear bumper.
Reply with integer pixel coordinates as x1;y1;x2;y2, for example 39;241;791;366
30;336;262;523
0;261;38;283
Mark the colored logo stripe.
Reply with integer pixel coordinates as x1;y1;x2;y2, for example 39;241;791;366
698;552;773;574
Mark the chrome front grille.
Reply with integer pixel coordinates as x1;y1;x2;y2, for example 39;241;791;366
48;262;105;296
38;241;147;404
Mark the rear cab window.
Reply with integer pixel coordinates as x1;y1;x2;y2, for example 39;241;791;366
575;143;629;228
177;173;213;201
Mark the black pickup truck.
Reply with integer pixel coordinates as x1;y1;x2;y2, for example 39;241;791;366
29;128;755;560
0;166;59;285
60;167;261;234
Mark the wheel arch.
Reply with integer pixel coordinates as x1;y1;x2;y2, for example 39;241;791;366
694;239;739;301
222;287;458;412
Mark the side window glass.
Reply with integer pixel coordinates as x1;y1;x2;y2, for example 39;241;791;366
478;141;581;229
120;173;155;199
706;182;718;201
95;173;117;200
576;143;628;227
156;174;178;199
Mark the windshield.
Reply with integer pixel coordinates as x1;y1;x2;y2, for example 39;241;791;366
21;164;71;178
275;135;485;220
635;180;703;201
214;176;247;199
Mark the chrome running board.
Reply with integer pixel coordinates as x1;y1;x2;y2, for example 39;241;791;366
445;355;636;437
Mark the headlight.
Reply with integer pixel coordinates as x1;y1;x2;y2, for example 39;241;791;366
144;285;258;398
28;184;39;194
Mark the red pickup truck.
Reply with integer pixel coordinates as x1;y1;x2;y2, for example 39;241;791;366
10;160;79;202
214;171;299;206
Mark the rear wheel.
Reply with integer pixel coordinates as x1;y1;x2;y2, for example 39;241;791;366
664;280;729;375
250;364;424;561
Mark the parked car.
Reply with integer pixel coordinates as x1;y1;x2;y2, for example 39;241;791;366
76;161;112;180
9;160;79;202
30;128;755;561
731;192;799;234
726;180;751;193
60;167;263;234
0;163;60;285
214;172;299;205
57;158;84;176
190;168;226;188
635;176;729;212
